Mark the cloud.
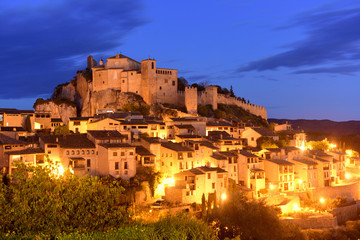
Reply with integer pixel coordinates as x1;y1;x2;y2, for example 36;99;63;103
0;0;147;99
293;64;360;75
238;7;360;73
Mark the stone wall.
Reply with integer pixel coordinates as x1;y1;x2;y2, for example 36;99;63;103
308;182;360;202
282;215;337;229
332;202;360;225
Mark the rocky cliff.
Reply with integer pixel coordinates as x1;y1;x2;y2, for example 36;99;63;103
35;69;148;119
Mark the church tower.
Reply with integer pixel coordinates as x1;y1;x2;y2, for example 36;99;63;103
141;58;157;104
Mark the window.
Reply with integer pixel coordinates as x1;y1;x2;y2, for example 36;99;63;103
178;153;183;159
129;151;133;156
212;183;215;189
187;152;193;158
74;121;80;126
151;62;154;69
172;81;175;86
87;159;91;167
71;150;75;155
124;162;128;169
76;150;80;155
47;151;51;154
4;146;11;150
170;162;172;166
207;173;211;179
159;86;162;90
113;152;117;157
66;151;69;155
121;152;125;156
86;150;90;154
115;162;119;170
92;150;95;154
81;150;85;155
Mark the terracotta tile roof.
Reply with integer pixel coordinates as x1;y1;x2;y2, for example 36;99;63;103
5;148;44;155
211;153;227;160
189;168;205;175
239;150;258;158
206;121;233;127
219;151;238;157
0;133;26;145
292;158;318;165
135;146;155;156
120;119;148;125
250;168;264;172
141;137;161;144
176;135;202;139
252;127;278;137
161;142;193;152
87;130;126;139
107;53;140;64
40;134;95;149
98;143;133;149
174;124;195;129
265;159;294;165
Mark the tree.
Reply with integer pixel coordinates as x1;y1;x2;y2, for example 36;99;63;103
257;137;278;149
230;85;235;97
307;138;330;151
214;109;226;119
0;162;129;235
201;193;206;217
210;191;304;240
177;77;188;91
25;115;32;132
54;125;70;135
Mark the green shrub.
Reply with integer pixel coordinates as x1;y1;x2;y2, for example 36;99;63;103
0;162;129;236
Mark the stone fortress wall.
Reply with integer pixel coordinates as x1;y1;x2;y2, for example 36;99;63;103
183;86;267;119
87;54;267;120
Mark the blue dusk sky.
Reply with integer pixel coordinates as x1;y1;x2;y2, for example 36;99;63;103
1;0;360;121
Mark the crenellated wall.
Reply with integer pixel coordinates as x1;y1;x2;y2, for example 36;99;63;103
182;86;267;119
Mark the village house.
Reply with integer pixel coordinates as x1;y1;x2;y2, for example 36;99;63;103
164;166;228;204
241;127;279;147
264;159;295;192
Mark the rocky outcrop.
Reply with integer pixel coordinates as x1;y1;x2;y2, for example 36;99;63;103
34;101;77;124
81;89;147;116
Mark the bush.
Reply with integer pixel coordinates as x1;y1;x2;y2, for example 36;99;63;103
0;162;129;236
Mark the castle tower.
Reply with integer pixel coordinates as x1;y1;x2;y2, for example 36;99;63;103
185;87;198;114
87;55;97;69
205;86;218;110
141;59;157;104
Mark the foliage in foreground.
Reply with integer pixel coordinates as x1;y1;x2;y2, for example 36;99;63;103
0;163;129;236
210;191;305;240
0;214;217;240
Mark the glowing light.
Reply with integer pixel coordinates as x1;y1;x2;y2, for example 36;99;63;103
163;177;175;186
319;198;325;204
330;144;337;149
346;150;353;157
221;193;227;201
269;184;274;190
293;204;300;211
298;179;303;184
149;209;152;213
58;165;64;176
346;173;351;179
299;145;305;151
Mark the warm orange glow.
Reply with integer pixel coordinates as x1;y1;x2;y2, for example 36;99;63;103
299;145;306;151
163;177;175;186
330;143;337;149
221;193;227;201
346;149;353;157
293;204;300;211
269;184;274;190
319;198;325;204
345;173;351;179
298;179;303;184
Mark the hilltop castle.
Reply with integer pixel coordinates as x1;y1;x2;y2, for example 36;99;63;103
89;53;267;119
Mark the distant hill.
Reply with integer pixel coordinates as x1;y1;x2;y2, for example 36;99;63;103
268;119;360;136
